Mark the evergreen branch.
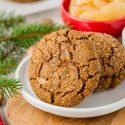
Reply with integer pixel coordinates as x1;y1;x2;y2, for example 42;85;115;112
0;23;65;48
0;11;25;28
0;41;16;60
11;23;65;48
0;57;19;75
0;77;22;97
0;24;10;37
0;40;22;75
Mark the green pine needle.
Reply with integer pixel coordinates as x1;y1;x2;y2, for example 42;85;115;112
0;23;65;48
0;77;22;97
0;40;23;75
11;23;65;48
0;57;19;75
0;40;15;59
0;11;25;28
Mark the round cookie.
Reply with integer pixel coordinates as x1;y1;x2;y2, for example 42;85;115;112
80;32;125;76
95;65;125;92
28;29;101;107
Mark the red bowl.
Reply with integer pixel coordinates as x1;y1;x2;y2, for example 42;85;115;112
61;0;125;37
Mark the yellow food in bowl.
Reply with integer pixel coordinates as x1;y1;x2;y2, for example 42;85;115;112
69;0;125;21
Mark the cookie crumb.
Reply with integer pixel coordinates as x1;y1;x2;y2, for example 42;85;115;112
37;77;46;85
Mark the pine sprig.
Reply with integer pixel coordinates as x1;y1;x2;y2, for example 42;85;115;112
0;11;25;28
0;57;19;75
12;23;65;48
0;77;22;97
0;40;23;75
0;23;65;48
0;40;15;60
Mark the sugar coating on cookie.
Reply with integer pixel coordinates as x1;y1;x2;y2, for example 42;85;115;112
28;29;101;107
80;32;125;76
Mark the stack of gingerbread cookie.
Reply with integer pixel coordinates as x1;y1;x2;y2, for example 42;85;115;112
28;29;125;107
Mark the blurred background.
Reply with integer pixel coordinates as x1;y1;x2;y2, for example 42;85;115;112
0;0;61;22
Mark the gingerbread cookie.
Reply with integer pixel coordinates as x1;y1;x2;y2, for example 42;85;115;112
28;29;101;107
79;32;125;91
80;32;125;76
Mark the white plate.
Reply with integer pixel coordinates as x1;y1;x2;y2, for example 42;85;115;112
0;0;60;16
15;55;125;118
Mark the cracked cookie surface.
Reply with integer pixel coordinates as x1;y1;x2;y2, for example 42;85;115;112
28;29;101;107
78;32;125;91
79;32;125;76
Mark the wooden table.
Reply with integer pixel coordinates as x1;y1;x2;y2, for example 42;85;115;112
6;96;125;125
